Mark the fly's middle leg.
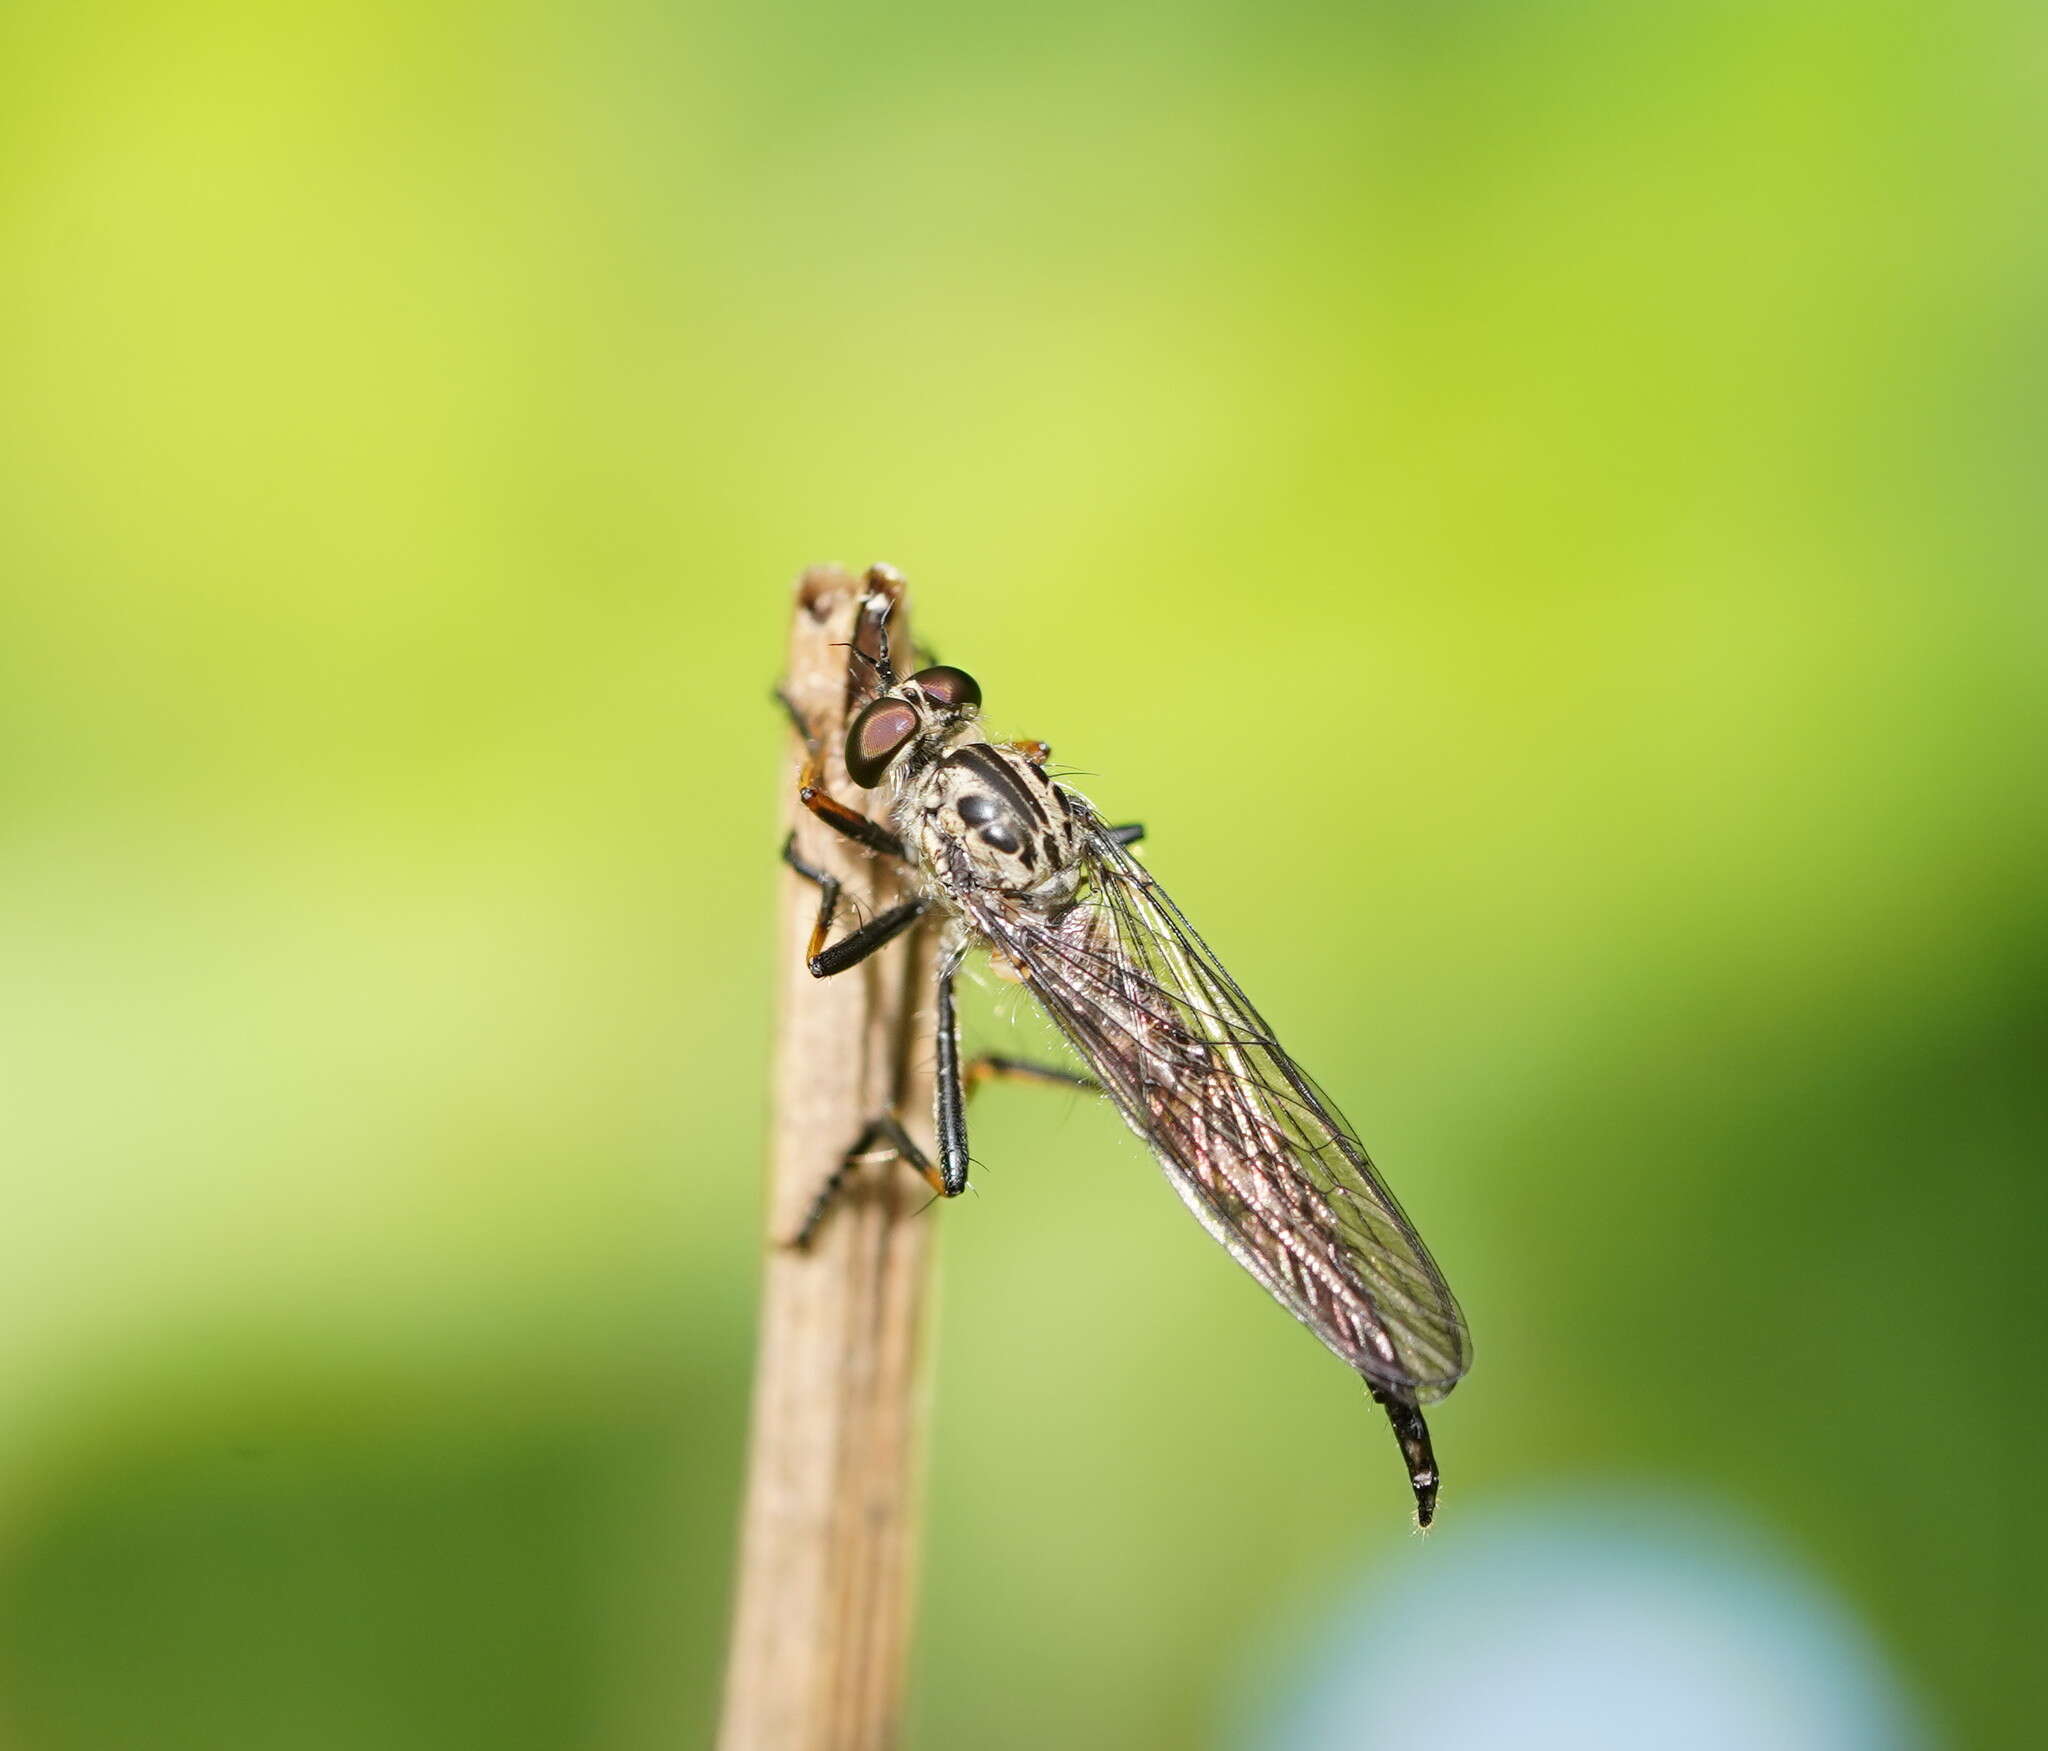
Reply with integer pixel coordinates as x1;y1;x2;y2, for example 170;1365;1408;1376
780;833;930;977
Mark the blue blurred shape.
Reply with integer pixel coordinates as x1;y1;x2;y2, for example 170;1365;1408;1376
1250;1492;1930;1751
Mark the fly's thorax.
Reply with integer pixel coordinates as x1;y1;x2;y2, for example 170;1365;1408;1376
907;738;1084;906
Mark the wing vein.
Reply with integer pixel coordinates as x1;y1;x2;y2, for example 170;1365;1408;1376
962;804;1471;1398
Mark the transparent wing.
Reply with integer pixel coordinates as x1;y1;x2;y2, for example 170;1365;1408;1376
963;805;1471;1400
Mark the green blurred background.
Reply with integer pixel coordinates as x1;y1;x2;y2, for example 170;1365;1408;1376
2;2;2041;1746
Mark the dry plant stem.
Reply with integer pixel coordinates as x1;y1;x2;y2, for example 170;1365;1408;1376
719;567;938;1751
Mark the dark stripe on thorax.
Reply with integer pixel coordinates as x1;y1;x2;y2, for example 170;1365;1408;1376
954;743;1050;827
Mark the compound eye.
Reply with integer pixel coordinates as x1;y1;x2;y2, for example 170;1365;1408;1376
845;696;920;788
909;665;981;711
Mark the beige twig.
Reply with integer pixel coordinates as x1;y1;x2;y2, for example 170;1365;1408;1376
718;566;937;1751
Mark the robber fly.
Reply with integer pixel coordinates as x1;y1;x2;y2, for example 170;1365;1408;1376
778;567;1471;1525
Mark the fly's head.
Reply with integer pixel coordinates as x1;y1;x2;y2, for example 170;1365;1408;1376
843;661;1083;906
842;661;984;789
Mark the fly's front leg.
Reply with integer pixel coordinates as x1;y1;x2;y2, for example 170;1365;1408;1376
774;684;921;966
776;685;916;970
774;684;909;862
1106;822;1144;848
800;767;907;861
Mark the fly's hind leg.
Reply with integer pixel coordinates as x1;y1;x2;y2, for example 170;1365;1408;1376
790;947;1102;1249
775;873;943;1248
790;1114;946;1251
964;1057;1098;1096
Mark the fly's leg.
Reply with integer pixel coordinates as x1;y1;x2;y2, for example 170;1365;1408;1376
781;834;929;977
778;843;942;1249
799;779;908;862
846;566;905;691
810;898;929;977
932;952;972;1195
776;579;939;1249
775;687;910;862
964;1056;1098;1096
792;941;1106;1248
775;685;910;962
938;955;1105;1187
780;832;845;956
1370;1386;1441;1529
791;1115;944;1251
786;1067;1090;1248
792;953;1100;1247
773;685;822;757
1105;822;1144;847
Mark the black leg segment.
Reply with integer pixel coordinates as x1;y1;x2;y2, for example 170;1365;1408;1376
789;960;1106;1250
791;1114;944;1250
933;955;973;1195
782;831;849;969
808;895;930;978
783;829;929;977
